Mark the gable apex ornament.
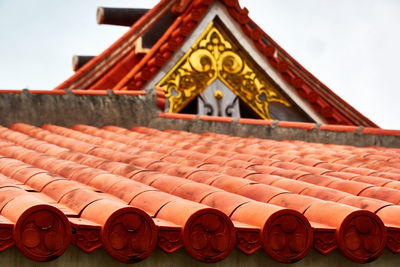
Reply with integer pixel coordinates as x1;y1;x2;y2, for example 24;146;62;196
157;19;291;119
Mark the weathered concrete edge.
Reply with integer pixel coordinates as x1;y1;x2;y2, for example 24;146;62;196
0;92;157;128
1;92;399;148
148;117;400;148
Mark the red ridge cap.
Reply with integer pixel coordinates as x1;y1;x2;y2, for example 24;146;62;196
362;127;400;137
156;87;166;110
158;113;196;120
198;115;234;123
237;118;274;125
156;114;400;139
319;124;360;133
277;121;315;130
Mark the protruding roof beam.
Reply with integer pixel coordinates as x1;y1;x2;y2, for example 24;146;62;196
96;7;149;27
72;55;95;72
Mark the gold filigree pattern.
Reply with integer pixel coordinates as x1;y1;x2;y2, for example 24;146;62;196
157;20;291;119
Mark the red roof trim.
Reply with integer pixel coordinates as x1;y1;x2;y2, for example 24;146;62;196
237;118;274;126
158;113;196;120
362;128;400;137
198;115;234;123
54;0;174;90
112;13;185;90
319;124;360;133
88;50;144;90
112;0;212;91
277;121;316;130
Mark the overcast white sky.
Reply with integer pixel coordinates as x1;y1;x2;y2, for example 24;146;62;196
0;0;399;129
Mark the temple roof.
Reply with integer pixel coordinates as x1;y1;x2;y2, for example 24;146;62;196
54;0;377;127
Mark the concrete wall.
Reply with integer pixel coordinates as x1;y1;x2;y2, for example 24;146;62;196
0;91;157;128
148;117;400;148
1;92;400;148
0;247;399;267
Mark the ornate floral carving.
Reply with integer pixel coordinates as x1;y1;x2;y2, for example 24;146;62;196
72;228;102;253
157;20;291;119
236;228;261;255
313;230;337;255
0;226;14;252
158;228;182;253
387;229;400;253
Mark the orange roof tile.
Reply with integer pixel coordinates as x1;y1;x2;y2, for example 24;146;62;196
1;123;400;263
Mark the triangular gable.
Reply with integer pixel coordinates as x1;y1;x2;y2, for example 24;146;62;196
55;0;378;127
157;19;294;120
138;1;324;123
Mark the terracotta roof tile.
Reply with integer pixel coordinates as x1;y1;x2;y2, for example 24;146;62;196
2;123;400;263
0;133;239;262
0;124;316;261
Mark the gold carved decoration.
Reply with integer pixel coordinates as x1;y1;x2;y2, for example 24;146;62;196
157;20;291;119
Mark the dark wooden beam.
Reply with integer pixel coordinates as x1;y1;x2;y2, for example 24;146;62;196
72;55;95;72
96;7;149;27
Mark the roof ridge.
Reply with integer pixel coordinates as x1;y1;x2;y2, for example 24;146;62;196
159;113;400;138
